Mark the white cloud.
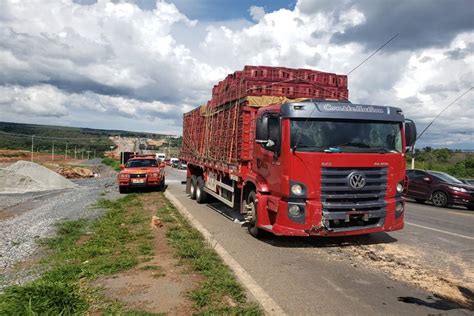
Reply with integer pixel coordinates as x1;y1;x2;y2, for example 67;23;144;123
0;85;68;117
249;6;266;22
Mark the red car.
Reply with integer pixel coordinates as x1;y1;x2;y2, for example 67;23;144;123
405;169;474;210
117;155;165;193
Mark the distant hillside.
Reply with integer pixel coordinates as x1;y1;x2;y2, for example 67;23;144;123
0;121;170;155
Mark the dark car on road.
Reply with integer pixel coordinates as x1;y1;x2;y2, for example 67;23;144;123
405;169;474;210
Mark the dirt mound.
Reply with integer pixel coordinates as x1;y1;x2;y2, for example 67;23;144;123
1;160;77;193
0;169;45;193
57;166;94;179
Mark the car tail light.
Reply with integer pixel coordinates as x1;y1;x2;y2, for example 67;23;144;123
149;172;159;177
119;173;129;179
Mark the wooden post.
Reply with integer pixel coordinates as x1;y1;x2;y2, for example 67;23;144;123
31;135;34;162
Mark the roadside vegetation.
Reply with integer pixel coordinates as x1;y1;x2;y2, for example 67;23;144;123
0;121;169;157
102;158;121;171
407;147;474;178
156;199;261;314
0;193;261;315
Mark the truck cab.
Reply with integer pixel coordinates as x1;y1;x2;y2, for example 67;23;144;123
117;155;165;193
245;100;416;237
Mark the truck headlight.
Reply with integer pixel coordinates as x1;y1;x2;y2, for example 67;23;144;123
288;204;301;216
396;202;404;212
396;182;404;193
291;184;303;196
395;201;404;218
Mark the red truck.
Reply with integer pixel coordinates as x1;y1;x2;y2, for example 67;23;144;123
180;66;417;238
117;154;165;193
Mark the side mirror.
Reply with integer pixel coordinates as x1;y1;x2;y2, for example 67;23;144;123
256;115;269;144
405;120;417;147
120;164;125;170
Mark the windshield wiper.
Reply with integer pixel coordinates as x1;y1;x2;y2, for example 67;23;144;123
339;142;371;148
293;145;323;150
323;147;342;153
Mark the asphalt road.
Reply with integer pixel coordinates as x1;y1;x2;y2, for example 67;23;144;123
164;167;473;315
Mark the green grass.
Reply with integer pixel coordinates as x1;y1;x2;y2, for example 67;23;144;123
0;194;154;315
156;200;262;315
0;193;261;315
102;157;121;171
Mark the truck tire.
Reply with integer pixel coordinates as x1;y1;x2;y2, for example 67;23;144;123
431;191;448;207
119;187;128;194
195;176;208;204
246;191;263;238
189;175;197;200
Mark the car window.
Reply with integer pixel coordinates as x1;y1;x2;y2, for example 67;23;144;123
428;171;463;184
411;171;427;180
126;159;157;168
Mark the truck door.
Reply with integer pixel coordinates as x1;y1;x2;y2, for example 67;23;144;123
256;115;282;195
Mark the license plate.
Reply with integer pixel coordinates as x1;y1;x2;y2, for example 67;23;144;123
132;179;145;184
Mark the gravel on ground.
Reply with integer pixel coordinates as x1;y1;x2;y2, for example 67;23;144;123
0;161;119;290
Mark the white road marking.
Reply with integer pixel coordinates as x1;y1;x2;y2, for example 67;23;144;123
405;222;474;240
164;190;286;315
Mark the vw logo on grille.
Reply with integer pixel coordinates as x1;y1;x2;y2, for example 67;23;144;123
348;172;366;189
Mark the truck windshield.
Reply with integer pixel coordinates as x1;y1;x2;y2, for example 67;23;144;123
290;119;402;153
126;159;158;167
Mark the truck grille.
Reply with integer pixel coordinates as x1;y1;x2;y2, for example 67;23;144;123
321;167;387;232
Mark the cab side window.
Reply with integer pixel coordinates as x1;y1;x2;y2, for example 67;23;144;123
266;116;281;155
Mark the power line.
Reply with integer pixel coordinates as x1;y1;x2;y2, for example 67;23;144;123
416;87;473;141
347;33;399;75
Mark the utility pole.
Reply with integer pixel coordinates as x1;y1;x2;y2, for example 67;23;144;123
81;149;84;160
411;144;415;169
65;143;68;160
74;146;77;160
52;140;55;161
87;150;90;160
93;149;96;159
31;135;34;162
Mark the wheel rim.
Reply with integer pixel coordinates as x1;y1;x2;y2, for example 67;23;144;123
196;185;201;200
247;197;258;234
433;192;446;206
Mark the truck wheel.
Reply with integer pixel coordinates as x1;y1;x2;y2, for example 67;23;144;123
189;175;197;200
196;176;208;204
246;191;263;238
119;187;127;194
431;191;448;207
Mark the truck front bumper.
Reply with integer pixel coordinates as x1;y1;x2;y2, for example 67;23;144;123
257;195;404;237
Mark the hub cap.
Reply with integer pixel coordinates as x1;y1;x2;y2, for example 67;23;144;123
432;192;446;206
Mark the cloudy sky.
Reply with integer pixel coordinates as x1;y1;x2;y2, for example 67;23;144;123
0;0;472;148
